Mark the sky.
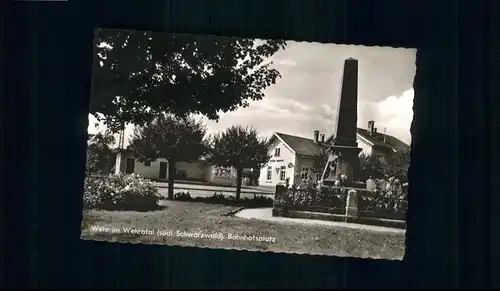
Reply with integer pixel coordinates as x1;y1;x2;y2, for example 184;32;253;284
88;38;416;148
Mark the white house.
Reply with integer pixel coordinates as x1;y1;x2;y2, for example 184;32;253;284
259;120;410;187
258;130;330;187
113;149;237;186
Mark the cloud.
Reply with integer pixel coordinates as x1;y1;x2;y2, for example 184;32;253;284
372;88;414;144
88;39;415;148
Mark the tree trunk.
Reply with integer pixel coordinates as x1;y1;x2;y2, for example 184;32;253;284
235;168;243;201
167;159;176;200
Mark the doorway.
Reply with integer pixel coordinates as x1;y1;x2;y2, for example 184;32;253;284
125;158;135;174
159;161;168;179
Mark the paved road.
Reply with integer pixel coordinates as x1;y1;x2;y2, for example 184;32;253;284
155;182;275;195
157;185;275;200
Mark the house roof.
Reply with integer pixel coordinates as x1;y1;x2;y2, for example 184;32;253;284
325;128;410;152
356;128;410;152
273;132;329;156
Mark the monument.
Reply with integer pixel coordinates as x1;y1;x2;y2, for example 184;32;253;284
321;58;362;186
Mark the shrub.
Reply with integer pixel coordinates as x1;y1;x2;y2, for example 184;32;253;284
174;191;273;208
282;185;348;209
358;190;408;212
83;173;161;211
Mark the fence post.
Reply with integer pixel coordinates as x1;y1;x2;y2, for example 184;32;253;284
345;189;359;222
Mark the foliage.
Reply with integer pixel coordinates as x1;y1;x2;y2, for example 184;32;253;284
279;185;348;209
312;148;329;176
174;191;273;208
358;153;385;181
278;185;407;213
91;29;287;131
208;125;271;200
128;114;209;200
86;130;116;174
129;114;208;163
83;173;161;211
383;149;411;183
358;190;408;213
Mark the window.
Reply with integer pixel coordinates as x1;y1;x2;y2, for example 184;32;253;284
144;161;151;167
279;166;286;181
301;166;310;180
266;166;272;180
377;155;384;163
274;148;281;157
316;172;322;181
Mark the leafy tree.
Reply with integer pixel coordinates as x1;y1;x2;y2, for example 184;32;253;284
86;130;116;174
384;149;411;182
312;148;330;179
358;153;385;181
128;114;209;200
91;29;287;132
208;126;270;200
358;150;411;182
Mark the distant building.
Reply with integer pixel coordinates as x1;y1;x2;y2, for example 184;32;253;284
326;120;410;165
112;149;236;186
259;121;410;187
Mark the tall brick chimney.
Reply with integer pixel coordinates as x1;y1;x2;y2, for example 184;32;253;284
313;130;320;143
320;133;325;143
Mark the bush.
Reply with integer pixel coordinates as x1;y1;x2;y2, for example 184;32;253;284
174;191;273;208
281;185;348;209
358;190;408;212
83;173;161;211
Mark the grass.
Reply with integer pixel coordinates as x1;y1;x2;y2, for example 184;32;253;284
81;200;406;260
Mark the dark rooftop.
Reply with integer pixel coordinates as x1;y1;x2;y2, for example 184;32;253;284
273;132;329;156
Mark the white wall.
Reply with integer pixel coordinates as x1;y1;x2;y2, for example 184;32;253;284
133;158;169;179
205;165;236;186
357;137;373;156
258;138;296;187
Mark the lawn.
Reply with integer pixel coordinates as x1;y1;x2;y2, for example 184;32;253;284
81;200;405;260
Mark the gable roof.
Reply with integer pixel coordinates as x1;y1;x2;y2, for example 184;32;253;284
273;132;329;156
356;128;410;152
325;128;410;152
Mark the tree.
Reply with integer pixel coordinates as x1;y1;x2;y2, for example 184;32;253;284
91;29;287;132
312;148;330;179
86;130;116;174
128;114;209;200
208;126;270;200
358;153;385;181
384;149;411;182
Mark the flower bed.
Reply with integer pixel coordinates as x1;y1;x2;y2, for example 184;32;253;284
358;190;408;213
83;173;161;211
274;184;407;219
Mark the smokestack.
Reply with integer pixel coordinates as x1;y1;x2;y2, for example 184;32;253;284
374;128;377;133
383;128;387;143
313;130;320;143
320;133;325;143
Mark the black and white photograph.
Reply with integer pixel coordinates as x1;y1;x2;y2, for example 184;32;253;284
81;29;415;260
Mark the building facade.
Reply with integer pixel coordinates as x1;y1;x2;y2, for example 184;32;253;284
259;121;410;187
113;150;236;186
